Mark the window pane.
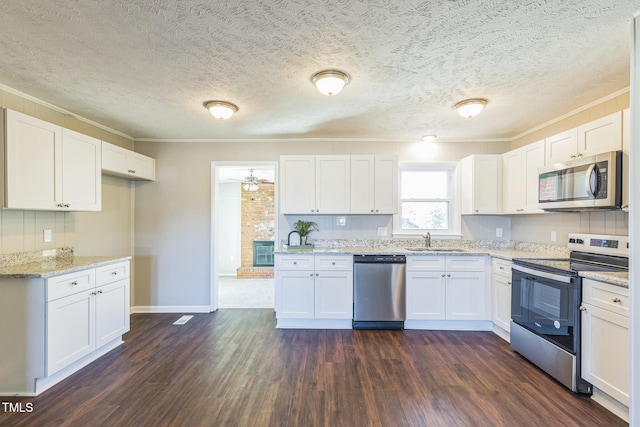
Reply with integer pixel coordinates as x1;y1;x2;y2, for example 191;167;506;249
401;202;449;230
401;171;449;199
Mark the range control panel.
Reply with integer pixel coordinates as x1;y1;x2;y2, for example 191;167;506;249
567;233;629;256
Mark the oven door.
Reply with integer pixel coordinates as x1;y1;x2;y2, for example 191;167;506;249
511;264;580;354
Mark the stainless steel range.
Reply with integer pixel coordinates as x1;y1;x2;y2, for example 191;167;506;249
510;233;628;394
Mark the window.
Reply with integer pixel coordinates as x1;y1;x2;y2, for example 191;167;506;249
396;164;458;235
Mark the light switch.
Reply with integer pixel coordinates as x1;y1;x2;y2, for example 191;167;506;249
43;229;53;243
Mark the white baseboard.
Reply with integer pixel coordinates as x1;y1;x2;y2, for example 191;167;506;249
491;324;510;342
276;318;352;329
131;305;211;314
591;387;629;423
404;319;493;331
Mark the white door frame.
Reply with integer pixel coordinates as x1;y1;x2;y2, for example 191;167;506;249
210;160;278;311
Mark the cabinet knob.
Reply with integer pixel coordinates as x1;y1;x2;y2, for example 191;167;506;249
475;209;479;213
111;271;118;275
64;203;70;208
507;282;512;286
375;209;379;212
441;274;445;277
331;262;336;265
91;291;97;296
97;290;103;294
579;305;587;311
71;281;78;286
370;209;374;212
612;297;621;303
315;273;319;276
309;273;313;277
570;154;576;159
293;261;297;265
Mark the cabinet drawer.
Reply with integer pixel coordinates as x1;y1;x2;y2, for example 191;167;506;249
96;261;130;286
275;254;315;270
47;269;96;301
446;256;485;271
582;278;629;317
492;258;512;277
407;256;446;271
316;255;353;270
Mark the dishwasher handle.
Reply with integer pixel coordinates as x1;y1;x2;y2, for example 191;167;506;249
353;254;406;264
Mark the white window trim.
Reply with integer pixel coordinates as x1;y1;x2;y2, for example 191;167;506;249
392;161;462;239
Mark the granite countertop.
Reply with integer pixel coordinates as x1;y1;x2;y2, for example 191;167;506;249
0;254;132;279
276;239;630;288
579;271;629;288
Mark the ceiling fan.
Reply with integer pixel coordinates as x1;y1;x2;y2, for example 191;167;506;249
228;169;274;191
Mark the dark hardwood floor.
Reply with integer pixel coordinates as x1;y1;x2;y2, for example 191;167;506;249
0;310;628;426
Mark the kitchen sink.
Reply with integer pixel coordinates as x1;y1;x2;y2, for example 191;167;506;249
405;248;466;252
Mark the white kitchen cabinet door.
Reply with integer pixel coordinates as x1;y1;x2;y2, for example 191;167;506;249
314;269;353;319
460;154;501;214
315;155;350;214
4;109;62;210
622;108;630;209
503;140;545;214
445;271;485;320
279;156;316;213
492;273;511;332
102;141;156;181
502;149;523;214
406;271;446;320
46;290;96;376
95;279;130;348
61;129;102;211
545;129;578;164
275;269;315;318
577;111;622;158
350;155;375;214
581;303;629;406
373;155;397;214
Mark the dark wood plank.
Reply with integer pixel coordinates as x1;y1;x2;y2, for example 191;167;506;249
0;310;628;426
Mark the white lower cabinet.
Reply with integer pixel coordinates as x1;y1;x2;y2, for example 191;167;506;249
580;279;629;420
0;260;130;396
406;255;490;330
491;258;512;340
275;254;352;328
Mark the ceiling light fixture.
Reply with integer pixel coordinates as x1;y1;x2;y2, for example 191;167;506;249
421;135;437;143
311;70;350;96
453;98;488;118
204;100;239;120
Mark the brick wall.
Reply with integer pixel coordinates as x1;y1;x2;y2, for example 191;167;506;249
237;183;275;278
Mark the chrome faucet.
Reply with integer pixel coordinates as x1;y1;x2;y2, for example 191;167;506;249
424;232;431;248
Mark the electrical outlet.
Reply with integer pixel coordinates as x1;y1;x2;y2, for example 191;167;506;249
551;231;557;242
336;216;346;226
495;228;503;238
43;229;53;243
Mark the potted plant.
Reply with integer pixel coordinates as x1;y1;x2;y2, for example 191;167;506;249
293;220;318;245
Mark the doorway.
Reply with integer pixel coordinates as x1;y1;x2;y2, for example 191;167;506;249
211;162;277;310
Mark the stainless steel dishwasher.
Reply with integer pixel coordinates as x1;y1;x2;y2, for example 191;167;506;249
352;254;406;330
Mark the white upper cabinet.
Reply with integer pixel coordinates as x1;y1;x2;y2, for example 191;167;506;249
102;141;156;181
546;111;622;164
2;109;101;211
622;108;630;210
280;155;351;214
502;140;545;214
460;154;501;214
350;155;397;214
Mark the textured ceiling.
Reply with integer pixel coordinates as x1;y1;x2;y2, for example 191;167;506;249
0;1;638;142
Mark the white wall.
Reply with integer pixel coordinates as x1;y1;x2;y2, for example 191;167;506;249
217;183;241;275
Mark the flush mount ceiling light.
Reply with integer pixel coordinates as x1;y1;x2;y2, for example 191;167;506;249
204;100;239;120
421;135;437;143
311;70;350;96
453;98;488;118
242;169;259;191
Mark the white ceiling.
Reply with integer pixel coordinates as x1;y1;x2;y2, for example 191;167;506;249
0;1;638;142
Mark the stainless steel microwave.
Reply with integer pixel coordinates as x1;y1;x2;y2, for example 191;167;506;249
538;150;622;211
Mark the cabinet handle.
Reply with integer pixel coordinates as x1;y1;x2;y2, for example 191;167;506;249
612;297;621;303
64;203;70;208
576;153;583;158
570;154;576;159
111;271;118;276
507;282;512;286
71;281;78;286
517;209;524;212
56;203;64;208
128;169;136;173
498;266;504;270
97;290;103;294
91;291;97;295
579;306;587;311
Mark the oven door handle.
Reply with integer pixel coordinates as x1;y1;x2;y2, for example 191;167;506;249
512;264;574;283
